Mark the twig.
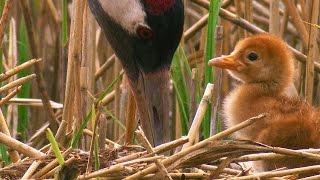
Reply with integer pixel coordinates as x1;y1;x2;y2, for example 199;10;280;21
0;86;21;106
77;164;130;180
0;0;13;45
0;74;36;94
0;132;44;158
124;114;266;179
136;126;172;180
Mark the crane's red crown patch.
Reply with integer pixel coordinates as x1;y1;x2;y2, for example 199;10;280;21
144;0;175;15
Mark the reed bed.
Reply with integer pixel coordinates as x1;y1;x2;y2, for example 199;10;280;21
0;0;319;179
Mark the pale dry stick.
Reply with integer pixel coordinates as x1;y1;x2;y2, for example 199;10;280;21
6;98;63;109
45;0;61;24
0;58;42;82
299;174;320;180
41;157;76;179
280;9;289;38
20;0;58;131
190;0;320;73
77;164;130;180
269;0;280;36
124;88;137;144
142;173;209;179
120;156;165;166
0;0;13;45
0;86;21;106
116;136;188;163
235;149;320;162
0;132;44;158
100;90;116;106
282;0;309;47
95;54;115;80
33;148;72;178
0;74;36;94
244;0;253;38
304;0;319;103
199;164;241;175
227;165;320;180
83;129;121;148
136;126;173;180
21;161;42;179
86;111;101;173
124;114;266;180
183;83;214;149
0;109;20;162
183;14;209;41
63;0;85;132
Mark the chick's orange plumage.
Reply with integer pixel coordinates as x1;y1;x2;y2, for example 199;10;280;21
209;34;320;172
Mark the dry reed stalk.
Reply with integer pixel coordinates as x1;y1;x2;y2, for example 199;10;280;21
120;155;165;166
135;126;172;180
0;74;36;94
63;0;85;132
0;0;13;45
0;58;42;82
124;114;266;179
0;86;21;106
19;0;58;131
199;164;242;175
234;0;245;38
95;54;115;80
124;85;137;144
269;0;280;36
21;161;42;179
5;98;63;109
100;90;116;106
304;0;319;103
114;58;122;139
183;83;214;149
244;0;253;37
32;148;72;178
280;8;289;38
300;174;320;180
45;0;61;24
226;165;320;180
0;108;20;162
41;157;77;178
77;164;129;180
234;149;320;162
0;132;44;158
183;14;209;41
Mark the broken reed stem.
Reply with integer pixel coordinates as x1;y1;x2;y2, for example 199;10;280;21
124;114;266;179
32;148;72;178
83;129;121;147
136;126;172;180
45;0;61;24
0;86;21;106
100;90;115;106
41;157;76;178
21;161;42;179
0;109;20;162
95;54;115;80
227;165;320;180
304;0;319;103
0;58;42;82
0;0;13;45
77;164;129;180
184;83;214;148
0;132;44;158
234;149;320;162
0;74;36;94
124;88;137;144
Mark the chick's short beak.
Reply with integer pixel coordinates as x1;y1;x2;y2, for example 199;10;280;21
208;55;243;70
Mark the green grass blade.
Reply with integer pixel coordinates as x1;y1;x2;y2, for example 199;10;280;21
0;144;10;165
70;110;92;148
202;0;221;138
46;128;65;166
17;17;31;138
171;46;191;135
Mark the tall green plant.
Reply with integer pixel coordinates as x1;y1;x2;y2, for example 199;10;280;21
202;0;221;138
171;46;192;135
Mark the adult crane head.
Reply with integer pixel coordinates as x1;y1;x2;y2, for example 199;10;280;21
88;0;184;146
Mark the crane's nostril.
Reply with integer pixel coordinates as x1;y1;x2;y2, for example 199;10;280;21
136;25;154;40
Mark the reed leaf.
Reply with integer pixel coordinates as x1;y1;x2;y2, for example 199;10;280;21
46;128;65;166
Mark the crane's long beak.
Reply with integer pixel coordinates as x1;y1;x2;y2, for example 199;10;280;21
128;69;170;146
208;55;243;70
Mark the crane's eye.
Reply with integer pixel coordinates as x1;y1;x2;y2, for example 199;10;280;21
246;52;259;61
136;25;154;40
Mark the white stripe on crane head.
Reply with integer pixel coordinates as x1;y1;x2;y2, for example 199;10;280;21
98;0;147;35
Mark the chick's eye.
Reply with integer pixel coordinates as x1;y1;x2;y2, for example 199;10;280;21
137;25;154;40
246;52;259;61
